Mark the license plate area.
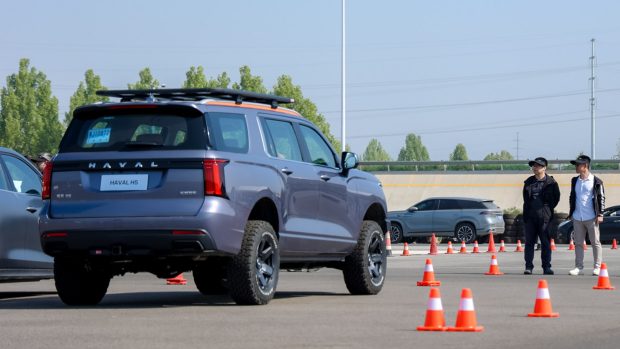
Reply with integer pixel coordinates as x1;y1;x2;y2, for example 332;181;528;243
100;174;149;191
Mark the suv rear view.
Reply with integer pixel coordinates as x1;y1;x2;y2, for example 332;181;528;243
40;88;389;305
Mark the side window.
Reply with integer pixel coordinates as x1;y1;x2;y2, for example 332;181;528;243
1;155;41;195
459;200;485;209
438;199;460;210
263;119;303;161
415;200;438;211
207;113;249;153
0;158;9;190
299;125;337;168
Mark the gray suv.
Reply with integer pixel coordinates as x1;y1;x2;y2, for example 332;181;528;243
40;88;388;305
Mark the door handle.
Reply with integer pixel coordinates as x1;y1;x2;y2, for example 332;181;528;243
281;168;293;175
320;175;331;181
26;207;38;213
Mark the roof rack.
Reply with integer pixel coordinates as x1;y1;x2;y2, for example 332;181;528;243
96;88;295;109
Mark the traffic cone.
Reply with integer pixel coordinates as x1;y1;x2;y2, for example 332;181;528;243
485;254;504;275
401;242;411;256
472;241;480;253
486;231;496;253
612;238;618;250
498;240;506;252
515;240;524;252
528;279;559;317
568;239;575;250
550;239;557;251
593;263;615;290
459;241;468;254
417;288;447;331
446;288;484;332
429;233;438;255
166;273;187;285
417;259;441;286
446;241;455;254
385;231;393;257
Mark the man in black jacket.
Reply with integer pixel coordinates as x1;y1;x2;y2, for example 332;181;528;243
522;157;561;275
568;155;605;276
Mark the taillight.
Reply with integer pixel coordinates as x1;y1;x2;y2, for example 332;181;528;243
42;232;67;239
203;159;229;196
42;161;53;200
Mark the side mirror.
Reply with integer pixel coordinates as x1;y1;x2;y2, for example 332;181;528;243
407;206;418;213
341;151;359;175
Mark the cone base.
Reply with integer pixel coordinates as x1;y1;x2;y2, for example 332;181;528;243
459;250;468;254
485;271;504;275
527;312;559;317
401;252;410;256
515;249;524;252
417;326;447;331
417;281;441;286
593;286;615;290
428;252;438;255
166;280;187;285
486;250;496;253
472;251;480;254
446;326;484;332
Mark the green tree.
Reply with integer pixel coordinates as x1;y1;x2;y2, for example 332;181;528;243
396;134;430;171
483;150;514;160
481;150;519;170
232;65;267;93
65;69;108;125
183;66;231;89
448;143;469;170
127;68;160;89
361;139;391;171
271;75;341;151
0;58;62;155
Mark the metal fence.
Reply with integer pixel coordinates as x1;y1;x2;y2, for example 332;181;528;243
359;159;620;172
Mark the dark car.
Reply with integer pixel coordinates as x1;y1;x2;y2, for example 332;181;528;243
0;147;53;282
557;205;620;244
388;197;504;244
39;88;388;306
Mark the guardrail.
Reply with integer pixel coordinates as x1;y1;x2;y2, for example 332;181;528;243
359;159;620;172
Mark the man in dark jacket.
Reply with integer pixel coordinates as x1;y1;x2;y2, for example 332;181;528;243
522;157;561;275
568;155;605;276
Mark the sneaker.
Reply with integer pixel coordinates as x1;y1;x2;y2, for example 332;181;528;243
593;268;600;276
543;268;554;275
569;268;583;276
524;269;532;275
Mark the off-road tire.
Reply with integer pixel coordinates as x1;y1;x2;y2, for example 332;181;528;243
343;221;387;295
227;220;280;305
54;258;110;306
193;258;229;295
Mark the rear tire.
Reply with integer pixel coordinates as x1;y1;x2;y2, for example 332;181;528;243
390;223;403;244
54;258;110;306
227;220;280;305
193;258;229;295
343;221;387;295
455;223;477;244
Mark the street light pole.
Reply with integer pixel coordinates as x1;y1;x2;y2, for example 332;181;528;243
341;0;346;152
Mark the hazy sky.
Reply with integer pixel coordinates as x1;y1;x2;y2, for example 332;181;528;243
2;0;620;160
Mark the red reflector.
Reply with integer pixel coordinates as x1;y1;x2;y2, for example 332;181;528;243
43;232;68;238
203;159;229;196
42;161;53;200
172;230;205;236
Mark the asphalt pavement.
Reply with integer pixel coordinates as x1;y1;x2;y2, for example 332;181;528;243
1;243;619;349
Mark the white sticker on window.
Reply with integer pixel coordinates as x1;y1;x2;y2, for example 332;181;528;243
13;180;22;192
86;128;111;144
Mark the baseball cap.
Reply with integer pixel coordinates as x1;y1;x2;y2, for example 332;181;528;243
570;155;591;166
528;157;548;167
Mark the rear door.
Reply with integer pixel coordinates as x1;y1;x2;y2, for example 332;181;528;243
434;199;462;232
51;105;207;218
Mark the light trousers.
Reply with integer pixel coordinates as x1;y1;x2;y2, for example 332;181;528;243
572;218;602;269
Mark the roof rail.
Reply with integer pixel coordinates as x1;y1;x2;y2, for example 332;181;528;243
96;88;295;109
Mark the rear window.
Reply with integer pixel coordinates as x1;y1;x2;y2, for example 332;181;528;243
458;200;486;209
206;112;249;153
481;201;499;209
59;111;206;152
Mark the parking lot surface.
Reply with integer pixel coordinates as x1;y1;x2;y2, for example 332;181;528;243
1;243;619;349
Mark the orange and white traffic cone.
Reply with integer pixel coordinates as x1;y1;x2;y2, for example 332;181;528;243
515;240;524;252
550;239;557;251
484;255;504;275
486;231;496;253
568;239;575;250
401;242;411;256
472;241;480;253
417;259;441;286
446;241;455;254
429;233;438;255
611;239;618;250
498;240;506;252
593;263;615;290
166;273;187;285
459;241;468;254
385;231;393;257
528;279;559;317
417;288;447;331
446;288;484;332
